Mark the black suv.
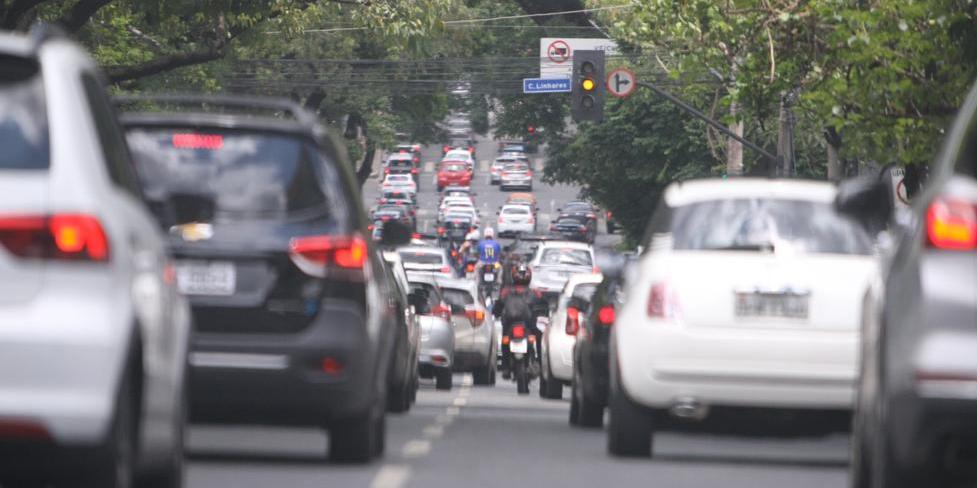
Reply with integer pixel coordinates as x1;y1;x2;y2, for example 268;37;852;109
117;95;407;462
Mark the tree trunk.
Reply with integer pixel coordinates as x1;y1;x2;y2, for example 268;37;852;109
824;127;843;181
356;145;376;188
726;100;744;177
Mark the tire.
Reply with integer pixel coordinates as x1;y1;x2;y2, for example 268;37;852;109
540;356;563;400
435;369;453;391
515;360;529;395
138;389;186;488
607;366;653;457
387;382;412;413
576;384;604;428
83;372;136;488
473;357;495;386
569;383;580;426
329;406;383;463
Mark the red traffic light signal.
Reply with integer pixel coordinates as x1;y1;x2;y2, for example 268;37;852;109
527;125;535;134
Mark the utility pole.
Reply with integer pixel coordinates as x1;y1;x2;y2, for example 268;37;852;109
776;89;798;177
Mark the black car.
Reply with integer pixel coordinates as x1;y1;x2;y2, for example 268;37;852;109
372;204;415;231
570;261;631;427
558;201;599;226
443;137;475;158
119;95;409;462
839;81;977;487
550;215;596;243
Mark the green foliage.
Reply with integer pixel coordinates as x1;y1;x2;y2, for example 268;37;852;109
546;90;718;240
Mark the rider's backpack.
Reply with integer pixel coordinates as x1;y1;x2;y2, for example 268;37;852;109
502;290;533;324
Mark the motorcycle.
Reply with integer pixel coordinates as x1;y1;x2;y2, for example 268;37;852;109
503;316;547;395
479;262;502;297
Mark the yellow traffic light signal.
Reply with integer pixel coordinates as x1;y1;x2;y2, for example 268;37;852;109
581;78;595;92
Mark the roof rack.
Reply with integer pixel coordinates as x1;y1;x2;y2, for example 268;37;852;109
112;94;317;126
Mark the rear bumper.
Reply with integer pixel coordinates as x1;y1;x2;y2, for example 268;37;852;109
617;321;857;410
498;222;534;235
888;392;977;473
188;299;379;425
419;319;454;370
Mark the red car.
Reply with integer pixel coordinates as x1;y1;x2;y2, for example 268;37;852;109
437;160;472;191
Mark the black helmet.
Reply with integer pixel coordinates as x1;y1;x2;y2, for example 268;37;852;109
512;263;532;286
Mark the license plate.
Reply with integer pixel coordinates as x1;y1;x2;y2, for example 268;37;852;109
735;292;809;319
510;338;528;354
484;273;495;282
176;261;236;296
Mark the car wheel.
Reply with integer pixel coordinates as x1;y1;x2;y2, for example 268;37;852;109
387;381;412;413
541;356;563;400
329;403;383;463
138;387;186;488
435;369;453;391
576;386;604;428
850;419;871;488
870;418;929;488
607;364;654;457
473;357;495;386
84;372;136;488
569;381;581;426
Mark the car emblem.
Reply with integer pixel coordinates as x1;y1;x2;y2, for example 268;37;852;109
170;222;214;242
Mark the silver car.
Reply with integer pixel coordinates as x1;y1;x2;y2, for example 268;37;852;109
408;273;456;391
0;30;191;486
438;278;497;385
399;246;456;281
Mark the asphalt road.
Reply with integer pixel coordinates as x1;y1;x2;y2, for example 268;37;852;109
184;136;851;488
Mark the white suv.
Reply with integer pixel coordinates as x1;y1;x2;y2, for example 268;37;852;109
0;29;192;487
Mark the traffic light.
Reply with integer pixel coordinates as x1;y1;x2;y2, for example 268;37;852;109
527;125;535;134
571;50;605;123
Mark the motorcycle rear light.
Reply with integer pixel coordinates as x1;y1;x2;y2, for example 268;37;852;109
512;325;526;339
927;197;977;250
565;307;580;335
598;305;615;325
466;263;475;273
647;282;680;319
0;214;109;262
289;234;367;276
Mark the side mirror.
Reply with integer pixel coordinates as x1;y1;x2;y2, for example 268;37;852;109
408;292;428;314
380;220;412;247
835;176;893;235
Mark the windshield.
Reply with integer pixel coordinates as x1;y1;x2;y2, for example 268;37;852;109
670;199;873;255
539;248;592;267
127;129;333;219
0;62;48;170
441;163;466;172
503;207;529;215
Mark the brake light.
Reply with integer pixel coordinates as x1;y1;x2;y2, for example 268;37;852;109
443;145;450;153
172;133;223;150
927;197;977;250
289;234;367;276
565;307;580;335
512;324;526;339
441;265;451;273
647;282;680;319
384;168;390;174
598;305;615;325
0;214;109;262
411;168;418;174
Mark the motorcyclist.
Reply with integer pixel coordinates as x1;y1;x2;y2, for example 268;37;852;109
491;263;548;378
476;227;501;265
458;228;481;272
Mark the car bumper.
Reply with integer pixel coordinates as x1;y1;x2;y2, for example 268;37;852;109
188;299;379;425
617;321;857;410
0;276;130;446
419;320;454;370
500;180;532;189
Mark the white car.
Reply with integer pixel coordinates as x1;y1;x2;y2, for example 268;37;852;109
540;273;603;400
381;174;417;198
0;32;191;485
499;162;533;191
443;149;474;166
607;178;878;457
529;241;597;298
439;195;474;213
497;204;536;236
490;155;527;184
398;246;456;281
439;205;479;227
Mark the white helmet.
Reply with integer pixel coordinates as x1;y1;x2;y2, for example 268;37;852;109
466;229;481;241
483;227;495;239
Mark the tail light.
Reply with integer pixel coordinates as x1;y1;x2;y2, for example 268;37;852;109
0;214;109;262
598;305;615;325
384;168;390;174
647;282;680;319
466;263;475;273
468;146;475;153
438;227;445;236
441;265;451;274
289;234;367;277
927;197;977;250
367;224;375;231
549;224;556;231
528;216;535;224
411;168;418;174
443;145;450;153
587;213;596;219
565;306;580;335
512;324;526;339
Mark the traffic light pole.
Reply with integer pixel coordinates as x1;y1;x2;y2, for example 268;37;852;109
636;81;780;166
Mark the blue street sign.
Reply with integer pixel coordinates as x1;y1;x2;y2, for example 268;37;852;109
522;78;572;94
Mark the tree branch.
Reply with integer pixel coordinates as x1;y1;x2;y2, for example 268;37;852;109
1;0;45;30
106;44;224;83
59;0;112;33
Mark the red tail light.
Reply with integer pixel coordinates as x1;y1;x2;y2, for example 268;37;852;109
411;168;418;174
927;197;977;250
598;305;615;325
289;234;367;277
512;324;526;339
443;146;450;153
441;265;451;274
0;214;109;262
647;282;680;319
384;168;390;174
565;307;580;335
466;263;475;273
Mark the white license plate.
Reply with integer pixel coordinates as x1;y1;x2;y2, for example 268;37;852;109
176;261;236;296
484;273;495;282
510;338;528;354
735;293;809;319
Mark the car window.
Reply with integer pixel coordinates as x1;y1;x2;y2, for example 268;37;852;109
82;73;143;197
557;216;587;225
0;58;49;170
539;248;593;266
503;206;530;215
400;251;445;265
670;198;873;255
441;163;466;172
408;283;433;314
126;128;339;221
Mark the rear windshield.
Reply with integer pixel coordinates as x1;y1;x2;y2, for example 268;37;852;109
400;251;445;265
556;216;586;225
503;207;530;215
0;59;49;170
670;199;873;255
443;288;474;307
504;164;529;172
126;129;341;220
539;248;592;266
